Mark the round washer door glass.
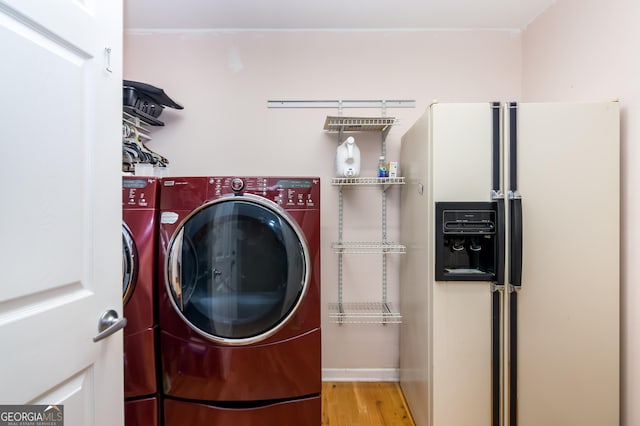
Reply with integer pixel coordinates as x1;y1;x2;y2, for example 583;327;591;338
166;195;309;344
122;224;136;304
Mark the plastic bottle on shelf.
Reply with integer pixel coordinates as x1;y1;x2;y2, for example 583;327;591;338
335;136;361;178
378;156;389;178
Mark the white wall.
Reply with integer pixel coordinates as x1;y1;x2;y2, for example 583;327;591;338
124;29;522;378
522;1;638;424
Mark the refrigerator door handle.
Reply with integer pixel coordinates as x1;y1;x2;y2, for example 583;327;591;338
495;197;506;286
509;193;523;287
491;102;505;287
509;288;519;425
491;284;504;426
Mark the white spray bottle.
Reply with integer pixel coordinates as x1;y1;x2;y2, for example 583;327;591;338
335;136;361;178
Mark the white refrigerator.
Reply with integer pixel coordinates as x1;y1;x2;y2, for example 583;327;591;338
399;102;619;426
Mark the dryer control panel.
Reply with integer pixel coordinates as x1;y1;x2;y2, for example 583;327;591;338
123;177;159;209
206;177;320;210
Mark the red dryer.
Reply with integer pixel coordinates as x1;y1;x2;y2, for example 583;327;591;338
157;176;321;426
122;176;161;426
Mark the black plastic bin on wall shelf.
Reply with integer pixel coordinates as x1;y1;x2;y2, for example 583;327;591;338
123;80;183;126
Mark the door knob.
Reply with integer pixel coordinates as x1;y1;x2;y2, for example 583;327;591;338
93;309;127;342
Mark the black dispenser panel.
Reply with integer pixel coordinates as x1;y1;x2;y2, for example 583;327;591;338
435;201;499;281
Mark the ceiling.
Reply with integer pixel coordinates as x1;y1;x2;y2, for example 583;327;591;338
124;0;557;31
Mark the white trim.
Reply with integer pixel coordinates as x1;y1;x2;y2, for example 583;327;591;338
322;368;399;382
124;28;523;35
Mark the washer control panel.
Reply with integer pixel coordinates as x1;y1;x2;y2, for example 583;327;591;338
207;177;319;209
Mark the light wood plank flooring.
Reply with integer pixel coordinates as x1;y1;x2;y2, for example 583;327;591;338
321;382;415;426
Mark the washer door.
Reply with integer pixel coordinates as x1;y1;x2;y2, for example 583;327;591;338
166;194;310;345
122;223;137;304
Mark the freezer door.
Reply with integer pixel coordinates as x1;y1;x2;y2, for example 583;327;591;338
400;103;495;426
430;103;494;426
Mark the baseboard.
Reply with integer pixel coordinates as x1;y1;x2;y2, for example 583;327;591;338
322;368;399;382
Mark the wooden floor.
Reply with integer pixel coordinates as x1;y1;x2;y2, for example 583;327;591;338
321;382;415;426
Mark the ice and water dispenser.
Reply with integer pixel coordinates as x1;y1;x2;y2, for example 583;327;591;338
435;201;500;281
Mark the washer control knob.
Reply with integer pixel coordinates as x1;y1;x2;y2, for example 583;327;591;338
231;178;244;192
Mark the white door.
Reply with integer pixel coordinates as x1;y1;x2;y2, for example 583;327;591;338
0;1;123;425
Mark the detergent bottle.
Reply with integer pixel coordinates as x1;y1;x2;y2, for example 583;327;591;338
335;136;361;177
377;156;389;177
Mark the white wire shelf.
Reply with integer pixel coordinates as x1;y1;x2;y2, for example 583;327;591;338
324;116;397;132
123;112;152;141
328;302;402;324
331;241;406;254
331;177;405;186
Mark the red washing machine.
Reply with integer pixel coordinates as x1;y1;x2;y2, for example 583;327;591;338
122;176;161;426
157;176;321;426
